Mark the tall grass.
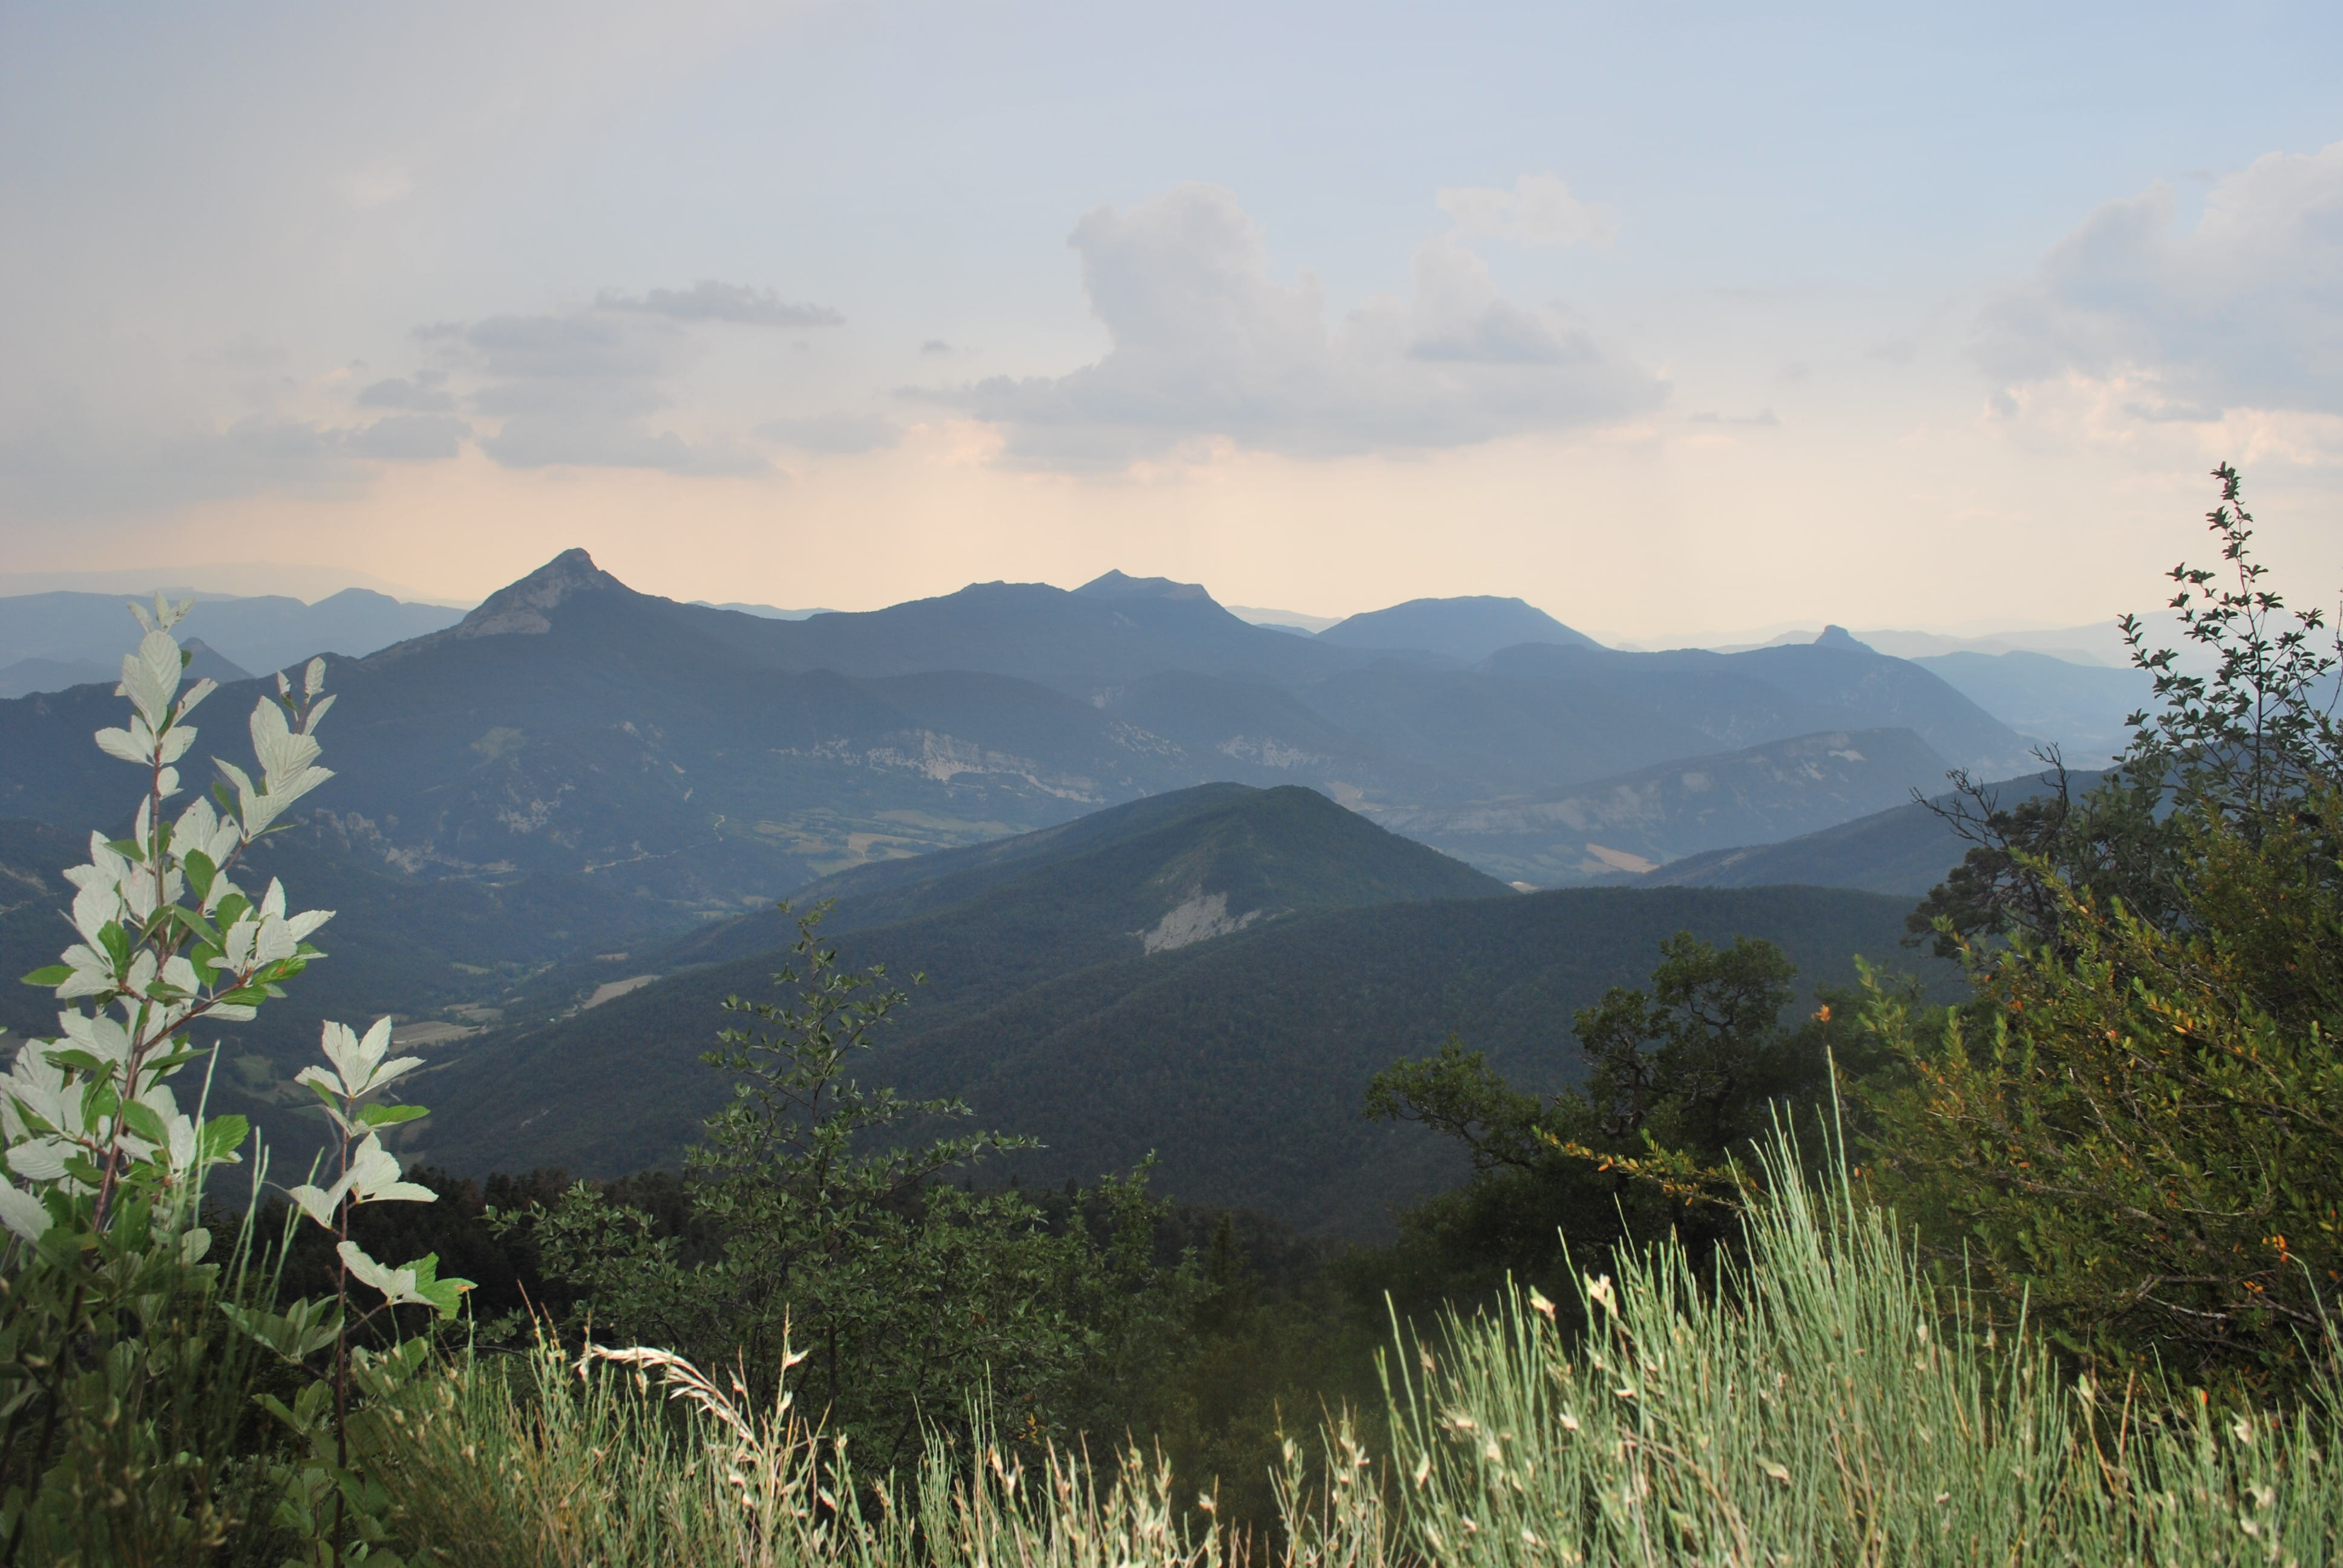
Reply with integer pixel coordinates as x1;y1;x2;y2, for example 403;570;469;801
1384;1140;2343;1565
372;1140;2343;1564
375;1330;1250;1567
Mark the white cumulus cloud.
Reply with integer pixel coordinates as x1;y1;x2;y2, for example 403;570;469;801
1436;174;1620;249
923;183;1661;468
1978;141;2343;419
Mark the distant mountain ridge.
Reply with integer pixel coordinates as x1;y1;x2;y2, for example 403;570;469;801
1910;651;2152;764
0;552;2039;940
1643;766;2100;896
674;567;1376;693
1317;595;1601;662
1372;727;1955;884
0;587;464;688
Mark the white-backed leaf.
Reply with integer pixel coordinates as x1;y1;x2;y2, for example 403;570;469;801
0;1186;50;1243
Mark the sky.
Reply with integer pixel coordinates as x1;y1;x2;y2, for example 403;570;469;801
3;1;2340;642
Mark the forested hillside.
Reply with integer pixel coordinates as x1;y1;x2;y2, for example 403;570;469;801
414;872;1937;1235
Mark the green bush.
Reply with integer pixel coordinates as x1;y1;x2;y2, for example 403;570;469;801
1870;465;2343;1391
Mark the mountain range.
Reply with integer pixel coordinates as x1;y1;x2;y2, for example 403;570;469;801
0;550;2041;898
0;587;464;690
0;549;2103;1204
1647;765;2100;897
398;783;1941;1235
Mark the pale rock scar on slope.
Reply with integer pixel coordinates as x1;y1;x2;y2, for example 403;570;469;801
1135;889;1267;955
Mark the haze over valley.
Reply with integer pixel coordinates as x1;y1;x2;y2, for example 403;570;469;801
0;552;2095;1224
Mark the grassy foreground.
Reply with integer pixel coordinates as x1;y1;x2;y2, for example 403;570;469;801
366;1140;2341;1566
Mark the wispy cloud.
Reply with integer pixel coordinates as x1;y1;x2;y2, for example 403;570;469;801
345;413;470;459
597;279;844;328
355;371;455;411
402;281;844;475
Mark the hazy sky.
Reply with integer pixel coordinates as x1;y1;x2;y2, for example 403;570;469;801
4;2;2339;639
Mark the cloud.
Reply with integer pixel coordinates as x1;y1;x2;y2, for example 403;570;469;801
472;375;761;474
1689;409;1780;427
920;339;954;355
481;416;761;474
2123;399;2224;424
1977;141;2343;417
415;302;778;475
356;370;454;411
917;184;1662;468
1437;174;1620;249
425;314;666;379
346;413;470;460
756;413;900;454
0;410;460;517
597;280;843;327
1404;238;1588;364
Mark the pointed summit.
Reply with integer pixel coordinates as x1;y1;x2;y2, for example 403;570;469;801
449;549;632;639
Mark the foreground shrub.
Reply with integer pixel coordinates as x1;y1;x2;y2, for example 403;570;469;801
1873;465;2343;1390
0;600;467;1564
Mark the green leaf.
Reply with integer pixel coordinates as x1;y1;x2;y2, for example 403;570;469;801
404;1253;475;1321
166;904;218;942
19;965;70;987
223;1297;342;1366
198;1115;250;1163
358;1103;430;1128
118;1098;169;1148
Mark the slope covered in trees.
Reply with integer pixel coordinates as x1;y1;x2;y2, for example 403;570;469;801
414;869;1935;1235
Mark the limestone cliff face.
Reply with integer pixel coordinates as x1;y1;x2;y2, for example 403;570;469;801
1135;887;1268;953
377;549;630;658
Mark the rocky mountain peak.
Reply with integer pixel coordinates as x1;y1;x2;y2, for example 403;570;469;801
449;549;632;639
